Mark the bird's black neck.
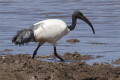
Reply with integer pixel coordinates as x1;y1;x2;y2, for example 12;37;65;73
68;15;77;31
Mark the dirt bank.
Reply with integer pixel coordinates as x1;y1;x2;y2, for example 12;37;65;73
113;58;120;65
0;53;120;80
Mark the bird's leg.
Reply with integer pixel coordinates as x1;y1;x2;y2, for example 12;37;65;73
32;44;41;59
54;46;64;62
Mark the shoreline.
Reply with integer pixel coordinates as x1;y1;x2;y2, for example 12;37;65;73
0;52;120;80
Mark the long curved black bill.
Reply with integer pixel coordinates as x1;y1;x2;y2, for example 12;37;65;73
80;15;95;34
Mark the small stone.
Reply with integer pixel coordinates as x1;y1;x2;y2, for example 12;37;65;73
66;39;80;43
4;49;13;51
2;56;5;60
30;76;38;80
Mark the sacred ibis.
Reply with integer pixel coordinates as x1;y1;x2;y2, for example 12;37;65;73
12;10;95;61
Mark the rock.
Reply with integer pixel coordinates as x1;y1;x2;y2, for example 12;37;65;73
66;39;80;43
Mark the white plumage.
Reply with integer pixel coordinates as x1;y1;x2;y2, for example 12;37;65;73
33;19;70;46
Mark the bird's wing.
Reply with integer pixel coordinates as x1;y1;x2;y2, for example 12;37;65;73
30;22;44;30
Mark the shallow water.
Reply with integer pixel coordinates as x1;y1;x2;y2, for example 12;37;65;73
0;0;120;65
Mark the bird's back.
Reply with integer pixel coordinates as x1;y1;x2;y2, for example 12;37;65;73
33;19;70;43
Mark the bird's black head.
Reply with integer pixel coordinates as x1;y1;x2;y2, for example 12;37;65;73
73;10;95;34
73;10;83;18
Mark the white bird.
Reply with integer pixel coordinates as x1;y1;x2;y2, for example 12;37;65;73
12;10;95;61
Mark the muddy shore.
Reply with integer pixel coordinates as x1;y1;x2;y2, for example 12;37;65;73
0;52;120;80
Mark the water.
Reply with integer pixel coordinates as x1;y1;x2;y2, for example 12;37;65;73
0;0;120;65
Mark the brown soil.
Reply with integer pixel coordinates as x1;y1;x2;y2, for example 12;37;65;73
50;52;93;60
0;53;120;80
66;39;80;43
3;49;13;52
113;58;120;65
0;49;13;53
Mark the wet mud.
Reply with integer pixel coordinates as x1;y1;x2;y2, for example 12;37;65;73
66;39;80;43
0;53;120;80
49;52;93;61
113;58;120;65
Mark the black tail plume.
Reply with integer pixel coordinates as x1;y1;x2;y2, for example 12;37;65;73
12;28;35;45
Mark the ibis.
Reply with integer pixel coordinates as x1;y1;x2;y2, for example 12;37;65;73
12;10;95;61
